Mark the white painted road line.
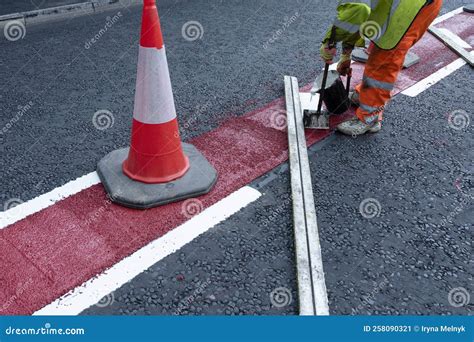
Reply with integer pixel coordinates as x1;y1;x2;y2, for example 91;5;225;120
1;5;464;229
401;7;470;98
402;53;473;97
0;172;101;230
33;186;262;316
432;7;464;26
429;26;474;67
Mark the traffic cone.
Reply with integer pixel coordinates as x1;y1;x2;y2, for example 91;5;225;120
97;0;217;209
122;0;189;183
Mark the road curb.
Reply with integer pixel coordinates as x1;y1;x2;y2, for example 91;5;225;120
0;0;140;28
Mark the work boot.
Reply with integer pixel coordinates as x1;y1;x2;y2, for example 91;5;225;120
348;91;360;107
337;116;381;136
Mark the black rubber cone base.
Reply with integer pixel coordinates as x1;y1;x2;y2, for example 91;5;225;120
464;5;474;13
97;143;217;209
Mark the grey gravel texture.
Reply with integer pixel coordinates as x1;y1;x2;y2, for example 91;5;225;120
84;163;299;316
0;1;83;15
85;68;472;315
1;0;331;205
0;0;472;315
0;0;471;205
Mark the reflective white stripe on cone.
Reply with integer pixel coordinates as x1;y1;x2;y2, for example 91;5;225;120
134;45;177;125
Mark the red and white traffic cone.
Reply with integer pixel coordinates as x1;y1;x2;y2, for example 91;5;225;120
97;0;217;209
122;0;189;183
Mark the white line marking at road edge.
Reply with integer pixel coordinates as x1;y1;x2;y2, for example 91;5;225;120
435;28;471;49
0;4;465;230
0;172;101;230
400;7;468;97
402;52;474;97
429;27;474;67
432;7;463;26
33;186;262;316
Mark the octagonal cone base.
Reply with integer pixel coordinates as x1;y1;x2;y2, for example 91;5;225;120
97;143;217;209
464;5;474;13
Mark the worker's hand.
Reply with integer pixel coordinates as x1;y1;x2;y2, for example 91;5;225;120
337;53;352;76
320;42;337;64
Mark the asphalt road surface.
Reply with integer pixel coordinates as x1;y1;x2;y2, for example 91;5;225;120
0;0;472;315
0;0;83;15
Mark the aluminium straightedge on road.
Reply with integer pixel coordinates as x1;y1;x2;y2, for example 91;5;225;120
284;76;329;316
0;5;470;315
428;25;474;67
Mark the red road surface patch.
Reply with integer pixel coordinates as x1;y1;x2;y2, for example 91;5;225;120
439;12;473;46
0;12;472;315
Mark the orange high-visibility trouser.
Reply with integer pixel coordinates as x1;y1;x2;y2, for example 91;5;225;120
355;0;443;124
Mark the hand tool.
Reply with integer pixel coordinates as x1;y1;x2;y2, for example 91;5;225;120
303;27;352;129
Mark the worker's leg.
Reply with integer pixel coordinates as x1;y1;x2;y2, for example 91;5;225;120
338;0;442;136
355;0;443;125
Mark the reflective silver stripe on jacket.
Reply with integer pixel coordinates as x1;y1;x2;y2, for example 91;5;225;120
334;0;371;34
363;76;394;91
373;0;401;43
333;18;361;33
370;0;380;10
336;0;405;43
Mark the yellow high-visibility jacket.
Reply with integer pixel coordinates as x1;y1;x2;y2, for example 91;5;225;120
323;0;430;50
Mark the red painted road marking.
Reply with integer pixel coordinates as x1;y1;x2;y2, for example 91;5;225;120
0;11;472;315
35;186;262;315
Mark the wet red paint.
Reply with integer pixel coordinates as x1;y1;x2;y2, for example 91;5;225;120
0;12;471;315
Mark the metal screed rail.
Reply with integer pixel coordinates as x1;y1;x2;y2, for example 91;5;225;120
284;76;330;316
